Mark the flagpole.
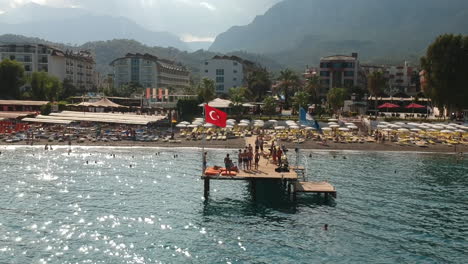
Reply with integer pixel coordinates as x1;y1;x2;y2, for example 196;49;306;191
202;104;206;175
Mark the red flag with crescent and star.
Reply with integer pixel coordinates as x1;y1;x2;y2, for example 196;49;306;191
204;104;227;128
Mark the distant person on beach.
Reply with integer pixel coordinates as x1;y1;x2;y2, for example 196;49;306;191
242;149;249;170
203;152;207;171
277;147;283;167
254;150;260;170
44;144;48;150
238;149;243;169
248;148;253;170
224;154;232;174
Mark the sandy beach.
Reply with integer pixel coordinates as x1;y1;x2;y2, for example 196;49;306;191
5;137;467;153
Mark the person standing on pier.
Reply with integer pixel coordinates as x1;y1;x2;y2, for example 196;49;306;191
203;152;208;171
254;150;260;170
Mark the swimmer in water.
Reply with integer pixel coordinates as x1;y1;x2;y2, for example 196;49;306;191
323;224;328;231
45;144;48;150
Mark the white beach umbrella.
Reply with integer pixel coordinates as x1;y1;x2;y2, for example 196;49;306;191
274;126;286;130
329;125;340;128
328;118;338;122
238;123;249;127
345;122;355;126
289;125;300;129
175;124;187;128
454;129;465;133
322;127;332;132
397;128;409;132
377;125;387;129
180;121;190;125
328;122;338;125
410;128;422;132
382;128;393;132
305;127;315;130
395;122;405;126
427;129;437;132
203;123;214;128
268;120;278;123
187;124;198;128
226;125;234;129
440;130;453;133
338;128;350;131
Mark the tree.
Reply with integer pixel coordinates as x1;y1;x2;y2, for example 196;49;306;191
304;75;320;103
197;78;216;103
262;96;277;115
292;91;310;114
275;69;301;109
367;71;387;114
60;79;78;100
177;98;202;121
229;87;250;115
118;82;144;97
0;59;25;99
327;88;347;113
420;34;468;110
30;72;62;101
247;68;272;102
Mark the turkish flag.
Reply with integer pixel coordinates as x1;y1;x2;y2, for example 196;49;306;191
205;104;227;128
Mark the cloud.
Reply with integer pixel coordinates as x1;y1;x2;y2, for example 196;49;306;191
0;9;4;14
181;34;215;42
199;1;216;11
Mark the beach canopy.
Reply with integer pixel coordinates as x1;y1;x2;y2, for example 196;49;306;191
378;103;400;109
406;103;425;109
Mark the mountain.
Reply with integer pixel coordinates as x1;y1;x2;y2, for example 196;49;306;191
185;41;214;52
0;3;188;50
0;35;284;78
210;0;468;67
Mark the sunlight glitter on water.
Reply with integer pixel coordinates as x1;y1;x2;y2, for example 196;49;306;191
0;146;467;263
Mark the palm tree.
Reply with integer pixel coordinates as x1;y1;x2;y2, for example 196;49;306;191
276;69;300;109
229;87;250;116
197;78;216;103
304;75;320;104
367;71;387;116
247;68;272;102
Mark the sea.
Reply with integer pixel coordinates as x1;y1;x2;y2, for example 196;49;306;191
0;146;467;264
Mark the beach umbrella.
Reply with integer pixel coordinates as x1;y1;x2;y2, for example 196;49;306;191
180;121;190;125
268;120;278;123
382;128;393;132
322;127;332;132
328;122;338;125
377;103;400;112
274;126;286;130
305;127;315;130
377;125;387;129
345;122;355;126
440;130;453;133
290;125;300;129
427;129;437;132
397;128;409;132
338;128;350;131
238;123;249;127
254;123;264;127
329;124;340;128
406;103;425;109
454;129;465;133
175;124;187;128
187;124;198;128
328;118;338;122
226;125;234;129
410;128;422;132
203;123;214;128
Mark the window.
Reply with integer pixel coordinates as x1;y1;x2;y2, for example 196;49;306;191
24;65;31;71
233;70;237;74
344;71;354;77
233;62;238;66
216;76;224;83
216;85;224;91
205;62;209;65
320;71;330;77
233;78;237;81
10;55;15;60
216;69;224;75
205;70;208;73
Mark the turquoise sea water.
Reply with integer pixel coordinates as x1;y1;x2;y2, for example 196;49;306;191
0;146;467;264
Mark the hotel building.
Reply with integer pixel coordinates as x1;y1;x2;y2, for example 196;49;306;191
0;44;97;91
318;53;361;96
110;53;190;91
201;56;250;94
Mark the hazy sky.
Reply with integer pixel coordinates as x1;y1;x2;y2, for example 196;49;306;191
0;0;282;41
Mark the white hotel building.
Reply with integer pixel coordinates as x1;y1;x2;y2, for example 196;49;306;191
0;44;97;91
201;56;246;94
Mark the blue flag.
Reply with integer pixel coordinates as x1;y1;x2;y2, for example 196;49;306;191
299;107;322;133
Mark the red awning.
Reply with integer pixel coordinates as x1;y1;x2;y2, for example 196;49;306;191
406;103;425;109
377;103;400;109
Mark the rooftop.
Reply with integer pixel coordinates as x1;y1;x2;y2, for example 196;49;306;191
321;55;357;61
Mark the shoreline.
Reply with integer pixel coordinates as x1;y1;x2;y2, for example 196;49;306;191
2;138;466;154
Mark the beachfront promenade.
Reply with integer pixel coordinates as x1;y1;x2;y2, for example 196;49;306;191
202;136;337;200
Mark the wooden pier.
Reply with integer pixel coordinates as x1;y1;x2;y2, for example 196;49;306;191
202;137;337;200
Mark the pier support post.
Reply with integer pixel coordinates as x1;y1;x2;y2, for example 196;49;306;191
204;178;210;199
